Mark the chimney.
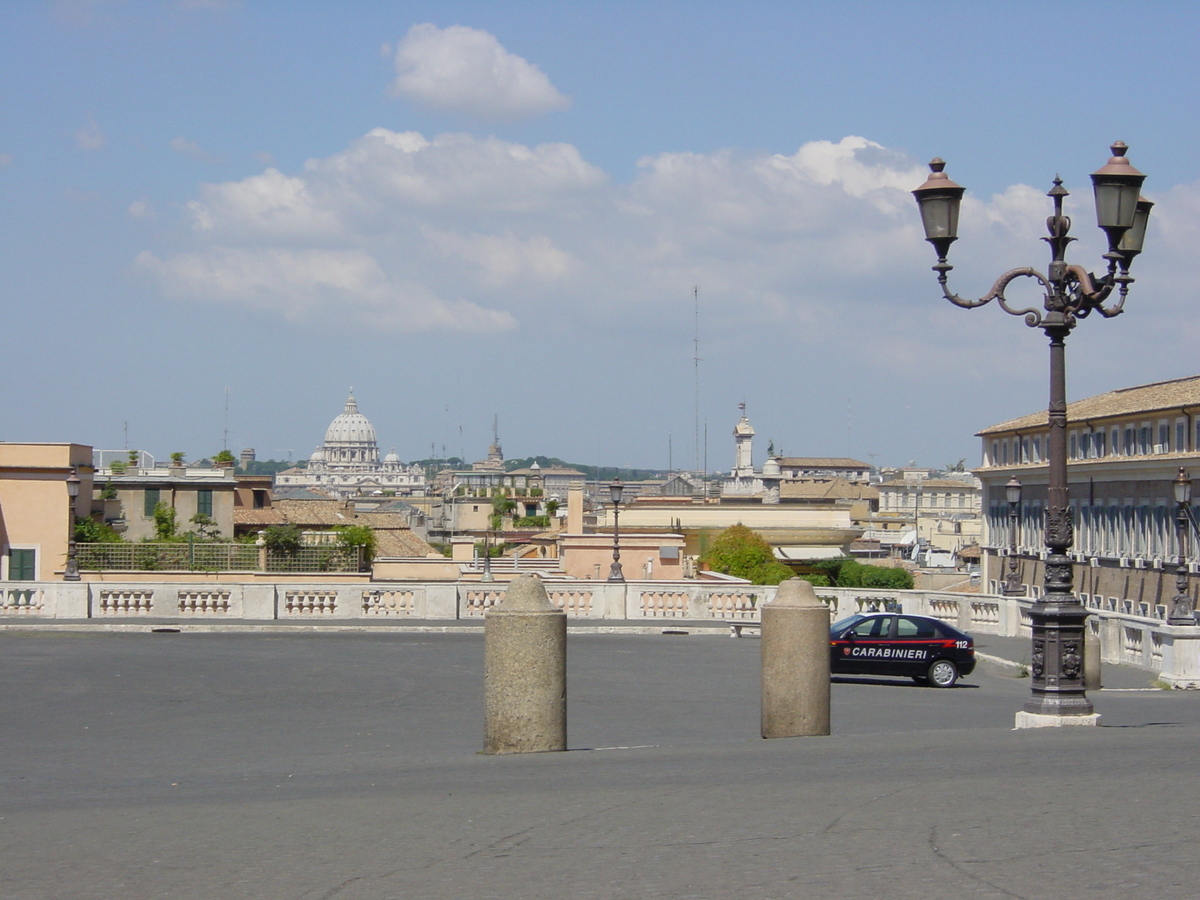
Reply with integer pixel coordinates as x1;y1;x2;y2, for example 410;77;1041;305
567;481;584;534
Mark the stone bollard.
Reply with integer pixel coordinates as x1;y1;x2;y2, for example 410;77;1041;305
761;577;831;738
1084;627;1102;693
483;574;567;754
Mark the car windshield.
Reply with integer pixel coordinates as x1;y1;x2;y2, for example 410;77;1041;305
830;614;866;635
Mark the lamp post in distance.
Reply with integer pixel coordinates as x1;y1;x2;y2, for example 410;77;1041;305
64;471;81;582
1168;468;1194;625
1004;477;1023;596
607;478;625;583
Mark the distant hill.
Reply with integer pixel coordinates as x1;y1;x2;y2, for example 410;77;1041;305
503;456;671;482
239;459;303;476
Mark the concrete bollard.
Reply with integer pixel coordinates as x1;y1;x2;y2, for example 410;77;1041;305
483;574;567;754
1084;627;1102;693
761;578;831;738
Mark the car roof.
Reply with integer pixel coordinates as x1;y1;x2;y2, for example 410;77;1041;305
840;612;969;638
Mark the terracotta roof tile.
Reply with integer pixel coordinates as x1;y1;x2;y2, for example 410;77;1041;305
979;374;1200;435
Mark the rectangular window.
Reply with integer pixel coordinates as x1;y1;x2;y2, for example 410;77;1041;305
196;489;213;518
9;548;36;581
1140;426;1151;455
1096;431;1106;457
1069;433;1078;459
1178;420;1188;453
144;488;161;517
1159;423;1170;452
1124;428;1136;456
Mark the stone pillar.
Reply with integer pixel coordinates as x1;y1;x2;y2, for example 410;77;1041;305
761;578;831;738
567;481;584;534
484;574;567;754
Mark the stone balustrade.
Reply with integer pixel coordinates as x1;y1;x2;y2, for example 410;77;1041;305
5;579;1200;686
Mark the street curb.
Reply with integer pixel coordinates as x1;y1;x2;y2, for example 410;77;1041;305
976;651;1026;670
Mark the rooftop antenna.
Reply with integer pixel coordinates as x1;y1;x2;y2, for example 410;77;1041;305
693;286;702;474
123;421;128;450
222;386;230;451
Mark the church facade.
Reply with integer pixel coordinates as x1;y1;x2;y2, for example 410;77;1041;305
275;394;426;499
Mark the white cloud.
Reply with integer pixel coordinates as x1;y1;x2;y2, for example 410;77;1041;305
128;198;154;219
423;227;573;285
135;247;516;334
139;128;1200;373
391;24;570;121
170;136;220;164
75;113;105;150
0;153;12;167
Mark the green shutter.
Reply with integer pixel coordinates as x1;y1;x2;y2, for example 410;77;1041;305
197;489;213;517
9;548;36;581
144;488;160;517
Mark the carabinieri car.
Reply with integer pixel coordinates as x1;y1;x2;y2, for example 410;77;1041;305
830;613;976;687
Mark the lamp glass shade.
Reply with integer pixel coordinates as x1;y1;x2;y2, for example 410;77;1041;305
65;473;81;498
1174;469;1192;505
1091;142;1146;234
1117;196;1154;257
609;479;624;505
1005;477;1022;506
912;159;965;246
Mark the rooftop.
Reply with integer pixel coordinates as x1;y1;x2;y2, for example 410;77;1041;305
978;374;1200;436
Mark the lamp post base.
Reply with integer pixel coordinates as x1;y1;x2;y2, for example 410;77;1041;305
1014;711;1101;729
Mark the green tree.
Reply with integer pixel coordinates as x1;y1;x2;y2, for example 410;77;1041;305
795;572;832;587
189;514;221;541
152;502;178;541
336;525;377;570
263;524;302;556
701;524;794;585
336;524;376;559
74;516;124;543
490;495;516;530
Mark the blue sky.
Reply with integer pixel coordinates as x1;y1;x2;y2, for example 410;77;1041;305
3;1;1199;473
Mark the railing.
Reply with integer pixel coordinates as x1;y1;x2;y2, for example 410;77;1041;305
74;542;363;573
6;579;1200;686
1;586;44;614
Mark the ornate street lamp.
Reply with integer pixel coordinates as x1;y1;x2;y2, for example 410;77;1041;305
1004;477;1023;596
480;528;494;583
1168;468;1193;625
607;478;625;583
914;142;1150;722
64;471;81;582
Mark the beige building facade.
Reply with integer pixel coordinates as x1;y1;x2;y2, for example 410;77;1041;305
95;464;239;541
976;375;1200;615
0;443;94;582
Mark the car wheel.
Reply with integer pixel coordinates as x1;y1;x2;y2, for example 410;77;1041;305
927;659;958;688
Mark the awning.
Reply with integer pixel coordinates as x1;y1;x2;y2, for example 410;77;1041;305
774;546;846;560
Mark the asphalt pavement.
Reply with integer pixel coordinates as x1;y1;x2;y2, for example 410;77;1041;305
2;630;1198;899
